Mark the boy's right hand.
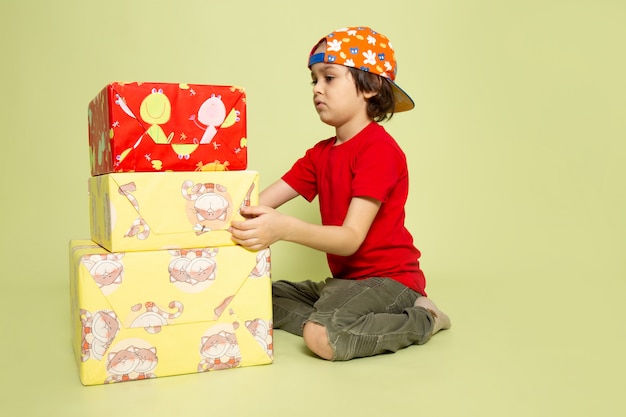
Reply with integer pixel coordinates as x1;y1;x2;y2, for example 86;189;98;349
229;206;287;250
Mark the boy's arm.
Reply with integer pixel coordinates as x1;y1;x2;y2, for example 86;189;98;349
258;179;299;209
230;196;381;256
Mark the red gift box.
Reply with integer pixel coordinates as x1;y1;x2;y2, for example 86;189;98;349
88;82;247;175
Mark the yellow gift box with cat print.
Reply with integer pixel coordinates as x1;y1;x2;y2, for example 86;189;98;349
89;171;258;252
69;240;273;386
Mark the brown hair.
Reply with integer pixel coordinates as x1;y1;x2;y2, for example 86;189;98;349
348;67;395;122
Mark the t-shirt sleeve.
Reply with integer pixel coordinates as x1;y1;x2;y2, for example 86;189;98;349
281;146;319;202
351;140;406;203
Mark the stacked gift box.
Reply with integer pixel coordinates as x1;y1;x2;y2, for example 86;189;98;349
70;82;273;386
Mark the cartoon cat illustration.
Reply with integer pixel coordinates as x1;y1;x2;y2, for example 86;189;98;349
249;248;271;278
133;346;159;378
198;330;242;372
168;256;192;284
181;181;231;234
124;218;150;240
241;181;255;210
104;347;140;383
79;309;120;361
246;318;274;358
81;253;124;288
213;295;234;320
184;256;217;285
104;345;158;384
118;182;150;240
129;301;184;333
168;248;219;286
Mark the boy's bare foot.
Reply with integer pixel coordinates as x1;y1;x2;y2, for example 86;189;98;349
414;297;452;336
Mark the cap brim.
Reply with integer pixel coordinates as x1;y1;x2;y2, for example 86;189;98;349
390;81;414;113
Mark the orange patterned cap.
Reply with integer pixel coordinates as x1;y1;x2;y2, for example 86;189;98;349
308;26;414;112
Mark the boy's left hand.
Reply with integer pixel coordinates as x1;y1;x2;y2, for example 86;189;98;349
229;206;285;250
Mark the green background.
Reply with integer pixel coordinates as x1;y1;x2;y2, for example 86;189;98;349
1;0;625;416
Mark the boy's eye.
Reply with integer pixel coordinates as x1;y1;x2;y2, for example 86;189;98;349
310;75;335;86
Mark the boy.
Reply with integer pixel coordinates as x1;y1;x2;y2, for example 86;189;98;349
230;26;450;361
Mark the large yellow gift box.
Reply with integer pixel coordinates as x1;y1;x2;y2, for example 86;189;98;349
89;171;258;252
69;240;273;386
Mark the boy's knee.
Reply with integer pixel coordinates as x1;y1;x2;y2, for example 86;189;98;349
302;321;334;360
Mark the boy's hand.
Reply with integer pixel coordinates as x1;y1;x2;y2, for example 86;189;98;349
229;206;286;250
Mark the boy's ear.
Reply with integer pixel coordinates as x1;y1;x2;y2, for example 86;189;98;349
362;76;382;99
363;90;378;99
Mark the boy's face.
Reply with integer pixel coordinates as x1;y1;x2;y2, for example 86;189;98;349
310;42;374;130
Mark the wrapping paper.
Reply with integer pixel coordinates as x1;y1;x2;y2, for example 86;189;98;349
69;240;273;385
88;82;247;175
89;171;258;252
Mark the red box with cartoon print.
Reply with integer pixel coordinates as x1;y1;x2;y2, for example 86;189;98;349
88;82;247;175
69;240;273;385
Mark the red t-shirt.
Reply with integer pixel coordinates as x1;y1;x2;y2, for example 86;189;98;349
282;122;426;296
